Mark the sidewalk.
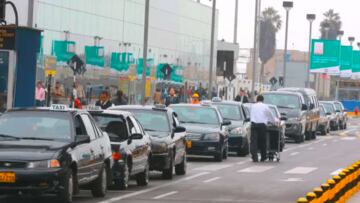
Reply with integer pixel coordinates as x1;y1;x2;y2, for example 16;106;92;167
348;192;360;203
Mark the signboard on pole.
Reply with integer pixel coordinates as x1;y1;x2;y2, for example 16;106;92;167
340;46;353;78
44;55;57;76
351;51;360;77
310;39;340;74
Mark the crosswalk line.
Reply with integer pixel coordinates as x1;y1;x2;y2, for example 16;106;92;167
238;166;275;173
281;178;304;182
193;164;233;171
285;167;317;175
330;168;343;176
341;137;356;141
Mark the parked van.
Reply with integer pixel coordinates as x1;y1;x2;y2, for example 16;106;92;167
278;88;320;140
262;91;307;143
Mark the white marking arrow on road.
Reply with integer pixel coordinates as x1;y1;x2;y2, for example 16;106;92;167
285;167;317;175
238;166;275;173
153;191;178;199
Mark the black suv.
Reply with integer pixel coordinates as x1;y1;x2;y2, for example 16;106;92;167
170;103;230;162
0;105;112;203
89;109;151;190
111;105;187;180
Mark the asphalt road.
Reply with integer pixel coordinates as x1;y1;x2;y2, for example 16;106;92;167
2;118;360;203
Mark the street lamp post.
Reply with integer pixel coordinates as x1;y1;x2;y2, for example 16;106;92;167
335;30;344;101
349;37;355;47
141;0;150;105
251;0;259;101
282;1;293;88
306;14;315;88
357;42;360;50
208;0;216;99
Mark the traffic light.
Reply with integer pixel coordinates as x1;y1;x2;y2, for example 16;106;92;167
0;0;5;22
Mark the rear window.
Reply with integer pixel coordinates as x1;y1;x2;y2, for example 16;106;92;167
263;94;301;109
172;106;220;125
0;111;72;141
91;114;129;142
126;110;170;133
321;103;335;113
213;104;243;121
334;103;342;111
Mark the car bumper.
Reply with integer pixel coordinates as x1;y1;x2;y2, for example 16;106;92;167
317;122;327;131
150;153;171;171
285;123;302;138
187;140;221;156
228;135;246;152
112;160;126;181
0;168;66;192
330;120;338;128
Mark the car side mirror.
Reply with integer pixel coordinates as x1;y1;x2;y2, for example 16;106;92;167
336;110;341;113
222;120;231;126
75;134;91;145
301;104;308;111
244;118;250;123
130;133;143;140
326;112;331;116
280;116;287;121
174;126;186;133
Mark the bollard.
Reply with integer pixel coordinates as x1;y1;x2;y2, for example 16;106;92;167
313;187;323;203
321;183;331;202
348;166;356;197
306;192;317;202
338;172;347;203
342;169;351;200
327;179;336;201
333;175;342;202
297;197;308;203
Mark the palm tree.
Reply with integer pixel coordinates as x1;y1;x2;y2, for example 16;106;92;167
259;7;282;83
320;9;342;40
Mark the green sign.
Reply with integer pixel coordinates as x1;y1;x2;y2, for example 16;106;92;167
137;58;153;77
110;52;133;72
52;40;76;62
85;46;105;67
310;39;340;74
340;46;353;77
352;51;360;75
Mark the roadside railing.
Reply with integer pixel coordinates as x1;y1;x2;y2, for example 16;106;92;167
297;160;360;203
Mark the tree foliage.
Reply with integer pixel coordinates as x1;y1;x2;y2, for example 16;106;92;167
320;9;342;40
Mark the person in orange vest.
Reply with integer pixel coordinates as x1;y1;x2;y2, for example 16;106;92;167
191;93;201;104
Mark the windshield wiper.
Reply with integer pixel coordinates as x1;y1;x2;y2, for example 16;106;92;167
181;121;207;124
21;137;54;141
0;134;20;140
144;128;156;132
277;105;294;109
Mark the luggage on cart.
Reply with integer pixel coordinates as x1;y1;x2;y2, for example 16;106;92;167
266;128;282;162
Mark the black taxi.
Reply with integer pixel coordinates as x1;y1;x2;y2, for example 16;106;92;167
110;105;187;180
0;105;112;203
170;102;230;162
89;109;151;189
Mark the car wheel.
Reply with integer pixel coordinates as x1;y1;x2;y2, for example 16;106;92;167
321;129;326;135
344;123;347;129
58;169;74;203
114;163;130;190
136;162;149;186
305;131;311;141
91;165;107;198
295;135;302;144
214;148;223;162
162;157;174;180
311;131;317;139
237;140;249;156
175;154;187;175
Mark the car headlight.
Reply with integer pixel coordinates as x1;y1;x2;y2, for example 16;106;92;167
27;159;60;169
230;127;243;135
203;133;220;141
287;117;300;122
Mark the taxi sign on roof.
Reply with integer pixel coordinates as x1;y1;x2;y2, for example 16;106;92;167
87;105;102;111
200;101;212;106
212;97;222;102
51;104;68;111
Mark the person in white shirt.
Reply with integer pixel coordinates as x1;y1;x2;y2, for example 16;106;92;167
250;95;277;162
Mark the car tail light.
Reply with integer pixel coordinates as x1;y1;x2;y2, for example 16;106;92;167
112;152;122;161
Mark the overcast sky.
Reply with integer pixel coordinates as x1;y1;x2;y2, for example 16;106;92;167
202;0;360;51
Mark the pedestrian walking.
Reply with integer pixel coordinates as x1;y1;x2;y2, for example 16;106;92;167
112;90;128;105
165;87;179;106
95;91;113;109
153;88;163;104
249;95;277;162
35;81;45;107
235;89;249;103
191;93;201;104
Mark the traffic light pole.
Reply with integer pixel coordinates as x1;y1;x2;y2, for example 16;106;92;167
141;0;150;105
208;0;216;99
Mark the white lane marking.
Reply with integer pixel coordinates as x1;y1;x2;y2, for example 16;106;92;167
340;129;356;136
323;143;328;146
237;161;249;165
307;147;314;150
153;191;178;200
203;177;221;183
285;167;317;175
281;178;304;182
238;166;275;173
290;152;299;156
98;172;209;203
330;168;343;176
341;137;356;140
332;140;338;143
193;164;233;171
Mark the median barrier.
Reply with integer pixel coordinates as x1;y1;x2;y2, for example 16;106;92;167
297;160;360;202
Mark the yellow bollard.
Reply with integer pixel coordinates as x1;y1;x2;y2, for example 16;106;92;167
297;197;308;203
333;175;342;201
306;192;317;202
338;172;347;203
348;166;356;197
342;169;351;201
321;183;331;202
327;179;336;201
313;187;323;203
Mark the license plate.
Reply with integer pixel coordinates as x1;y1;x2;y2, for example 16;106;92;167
0;172;16;183
186;140;192;149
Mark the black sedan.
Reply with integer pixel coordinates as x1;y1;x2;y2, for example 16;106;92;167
0;105;113;203
111;105;187;180
89;109;151;190
170;103;230;162
211;100;251;156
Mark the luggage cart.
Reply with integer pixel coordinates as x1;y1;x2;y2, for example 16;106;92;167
266;126;282;162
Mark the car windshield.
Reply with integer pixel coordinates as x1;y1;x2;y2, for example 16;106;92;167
0;111;72;141
321;103;335;113
127;110;170;133
214;104;243;121
263;94;301;109
320;106;326;116
91;114;129;142
171;106;220;125
269;107;280;118
334;103;342;111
